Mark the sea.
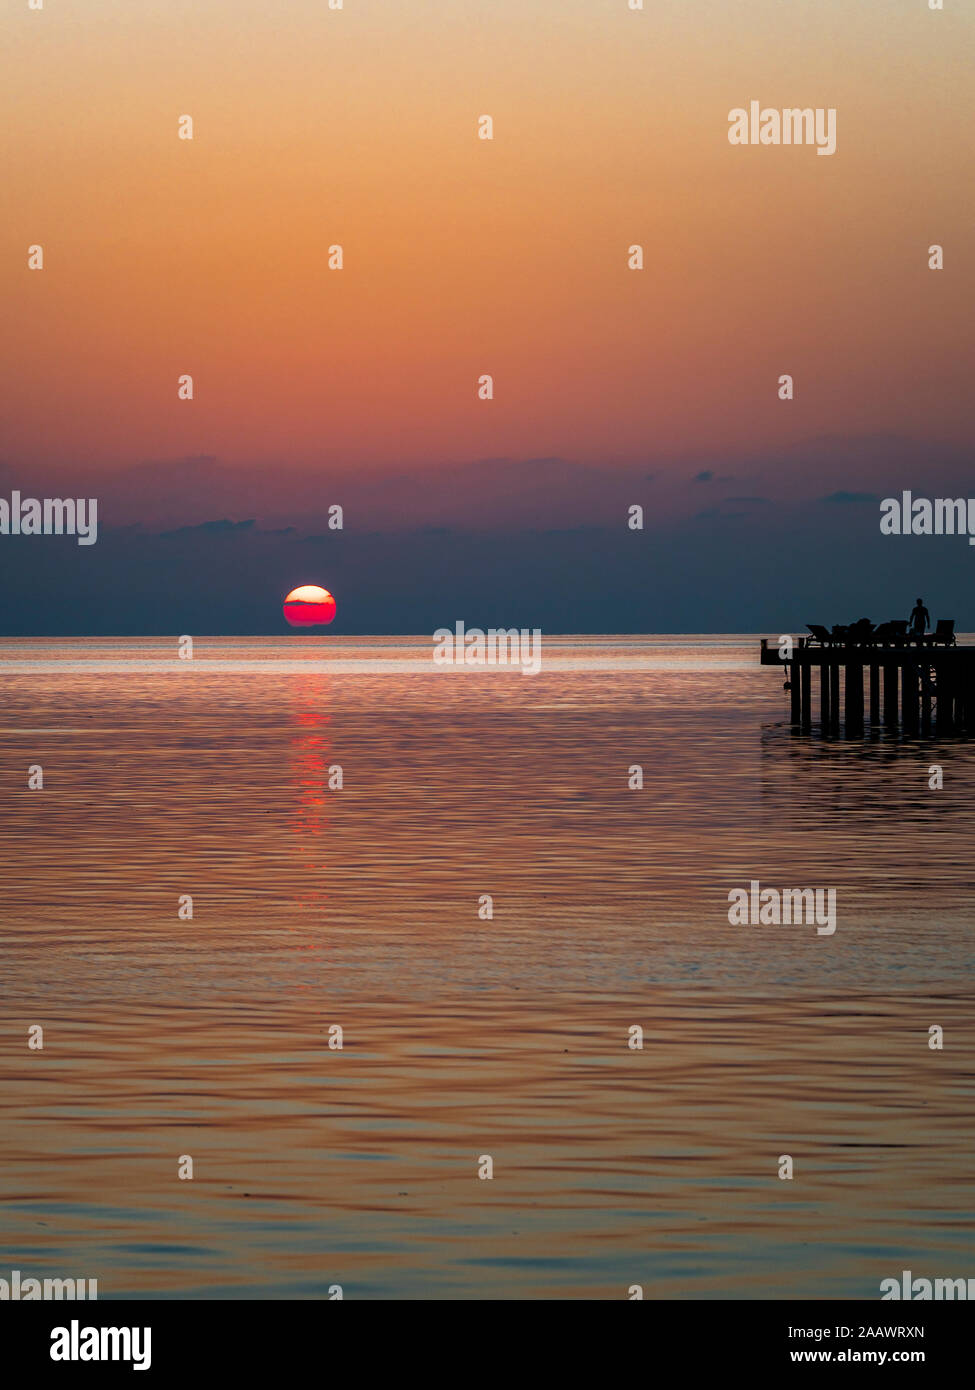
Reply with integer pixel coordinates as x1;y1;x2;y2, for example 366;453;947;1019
1;635;973;1298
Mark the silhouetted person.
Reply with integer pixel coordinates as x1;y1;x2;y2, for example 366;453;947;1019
909;597;929;639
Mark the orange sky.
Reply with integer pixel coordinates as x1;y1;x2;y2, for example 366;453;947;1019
2;0;973;479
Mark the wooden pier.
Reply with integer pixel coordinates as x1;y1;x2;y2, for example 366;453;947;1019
761;637;975;734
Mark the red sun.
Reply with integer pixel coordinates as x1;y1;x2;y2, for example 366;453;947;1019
283;584;337;627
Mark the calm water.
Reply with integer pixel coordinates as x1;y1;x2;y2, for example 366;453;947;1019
1;636;973;1298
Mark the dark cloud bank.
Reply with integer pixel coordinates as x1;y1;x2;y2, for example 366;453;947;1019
1;439;972;634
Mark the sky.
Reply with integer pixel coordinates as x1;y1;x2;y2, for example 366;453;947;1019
1;0;973;633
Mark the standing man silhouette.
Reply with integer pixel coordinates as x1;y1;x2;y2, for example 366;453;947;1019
909;597;930;641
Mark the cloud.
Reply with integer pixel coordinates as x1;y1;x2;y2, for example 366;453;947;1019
819;490;879;505
158;518;256;538
5;509;975;637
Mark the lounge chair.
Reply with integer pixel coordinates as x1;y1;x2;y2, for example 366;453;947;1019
807;623;832;645
927;619;956;647
848;618;875;644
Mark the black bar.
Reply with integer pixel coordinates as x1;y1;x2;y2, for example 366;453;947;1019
2;1299;972;1376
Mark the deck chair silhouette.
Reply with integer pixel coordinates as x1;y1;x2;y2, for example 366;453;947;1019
848;618;875;644
929;619;956;647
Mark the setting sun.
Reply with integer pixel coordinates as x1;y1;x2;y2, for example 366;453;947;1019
283;585;336;627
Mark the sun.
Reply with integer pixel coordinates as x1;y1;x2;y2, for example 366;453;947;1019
283;585;337;627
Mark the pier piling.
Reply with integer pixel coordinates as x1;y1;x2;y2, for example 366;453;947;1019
801;661;812;730
903;662;919;732
883;663;898;727
869;664;880;725
820;663;830;727
845;661;863;735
